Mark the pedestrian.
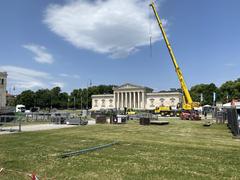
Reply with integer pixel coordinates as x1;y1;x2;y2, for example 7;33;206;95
204;110;207;119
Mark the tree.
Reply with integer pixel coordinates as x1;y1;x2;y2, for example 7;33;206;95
190;83;219;105
50;87;61;108
35;89;51;108
16;90;35;109
69;85;116;109
220;79;240;102
59;92;69;109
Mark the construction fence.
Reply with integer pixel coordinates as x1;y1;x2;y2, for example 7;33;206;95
226;108;240;137
0;115;23;132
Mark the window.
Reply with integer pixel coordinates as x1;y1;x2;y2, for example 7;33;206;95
101;99;105;107
1;79;3;85
160;98;165;106
109;99;113;107
94;100;98;107
170;98;175;105
150;98;155;107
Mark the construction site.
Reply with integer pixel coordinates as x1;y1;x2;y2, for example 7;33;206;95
0;0;240;179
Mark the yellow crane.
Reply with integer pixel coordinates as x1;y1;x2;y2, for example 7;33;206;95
150;1;200;119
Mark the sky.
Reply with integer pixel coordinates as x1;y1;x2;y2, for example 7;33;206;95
0;0;240;94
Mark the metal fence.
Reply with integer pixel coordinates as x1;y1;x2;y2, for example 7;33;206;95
24;112;71;124
226;108;240;137
215;111;227;124
25;112;51;121
0;115;23;132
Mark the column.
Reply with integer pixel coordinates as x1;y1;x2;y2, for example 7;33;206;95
122;92;124;109
121;92;123;108
141;91;145;109
129;92;132;108
127;92;130;108
118;92;121;109
114;93;116;109
138;92;140;109
117;92;120;109
124;92;127;107
133;92;136;109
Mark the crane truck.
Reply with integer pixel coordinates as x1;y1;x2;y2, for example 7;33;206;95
150;1;200;120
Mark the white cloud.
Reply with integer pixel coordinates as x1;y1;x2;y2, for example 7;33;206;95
52;82;65;88
0;66;65;93
72;74;80;79
225;63;235;67
23;44;54;64
59;73;69;77
59;73;80;79
44;0;165;58
0;66;50;90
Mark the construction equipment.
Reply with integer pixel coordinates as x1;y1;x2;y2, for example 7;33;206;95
154;106;180;117
127;108;136;115
150;1;200;120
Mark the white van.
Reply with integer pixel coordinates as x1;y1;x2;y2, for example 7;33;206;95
16;105;26;113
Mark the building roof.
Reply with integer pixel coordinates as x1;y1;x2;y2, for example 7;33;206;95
147;91;182;97
113;83;152;92
0;72;7;77
91;94;114;98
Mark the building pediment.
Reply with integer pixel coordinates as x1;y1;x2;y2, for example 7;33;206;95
113;83;146;91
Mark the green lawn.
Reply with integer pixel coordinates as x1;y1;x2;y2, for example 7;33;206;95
0;119;239;180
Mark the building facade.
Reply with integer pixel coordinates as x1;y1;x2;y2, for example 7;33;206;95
0;72;7;108
91;83;182;111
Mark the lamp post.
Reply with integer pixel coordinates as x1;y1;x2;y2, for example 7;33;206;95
213;92;216;106
200;93;203;104
73;96;76;110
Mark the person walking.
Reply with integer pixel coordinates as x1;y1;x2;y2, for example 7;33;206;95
204;110;207;119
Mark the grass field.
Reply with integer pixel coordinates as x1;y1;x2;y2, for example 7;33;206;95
0;119;239;179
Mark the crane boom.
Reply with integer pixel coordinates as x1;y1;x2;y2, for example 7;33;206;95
150;1;197;110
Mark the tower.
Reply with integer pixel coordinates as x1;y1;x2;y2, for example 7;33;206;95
0;72;7;108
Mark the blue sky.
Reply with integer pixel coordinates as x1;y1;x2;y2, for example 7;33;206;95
0;0;239;94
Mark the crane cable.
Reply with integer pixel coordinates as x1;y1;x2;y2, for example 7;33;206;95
148;1;153;58
148;0;158;58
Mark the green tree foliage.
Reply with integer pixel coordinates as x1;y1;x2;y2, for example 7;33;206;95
16;85;116;110
220;79;240;102
59;92;68;109
190;83;219;105
50;87;61;108
69;85;116;109
16;90;35;109
190;79;240;105
35;89;51;108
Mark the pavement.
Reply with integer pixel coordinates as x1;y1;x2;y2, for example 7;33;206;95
0;120;96;135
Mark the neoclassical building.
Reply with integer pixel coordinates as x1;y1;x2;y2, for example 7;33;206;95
91;83;182;111
0;72;7;108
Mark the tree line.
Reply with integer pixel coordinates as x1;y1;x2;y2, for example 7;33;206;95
10;85;115;110
190;78;240;105
8;78;240;109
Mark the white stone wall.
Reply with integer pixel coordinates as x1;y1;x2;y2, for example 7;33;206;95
91;83;183;111
0;72;7;108
91;94;114;111
145;92;182;110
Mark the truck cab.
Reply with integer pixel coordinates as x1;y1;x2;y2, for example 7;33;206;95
16;104;26;113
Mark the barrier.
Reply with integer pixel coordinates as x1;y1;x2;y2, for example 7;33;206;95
0;115;23;132
226;108;240;137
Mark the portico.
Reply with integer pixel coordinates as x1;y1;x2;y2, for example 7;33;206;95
91;83;182;111
113;84;146;110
